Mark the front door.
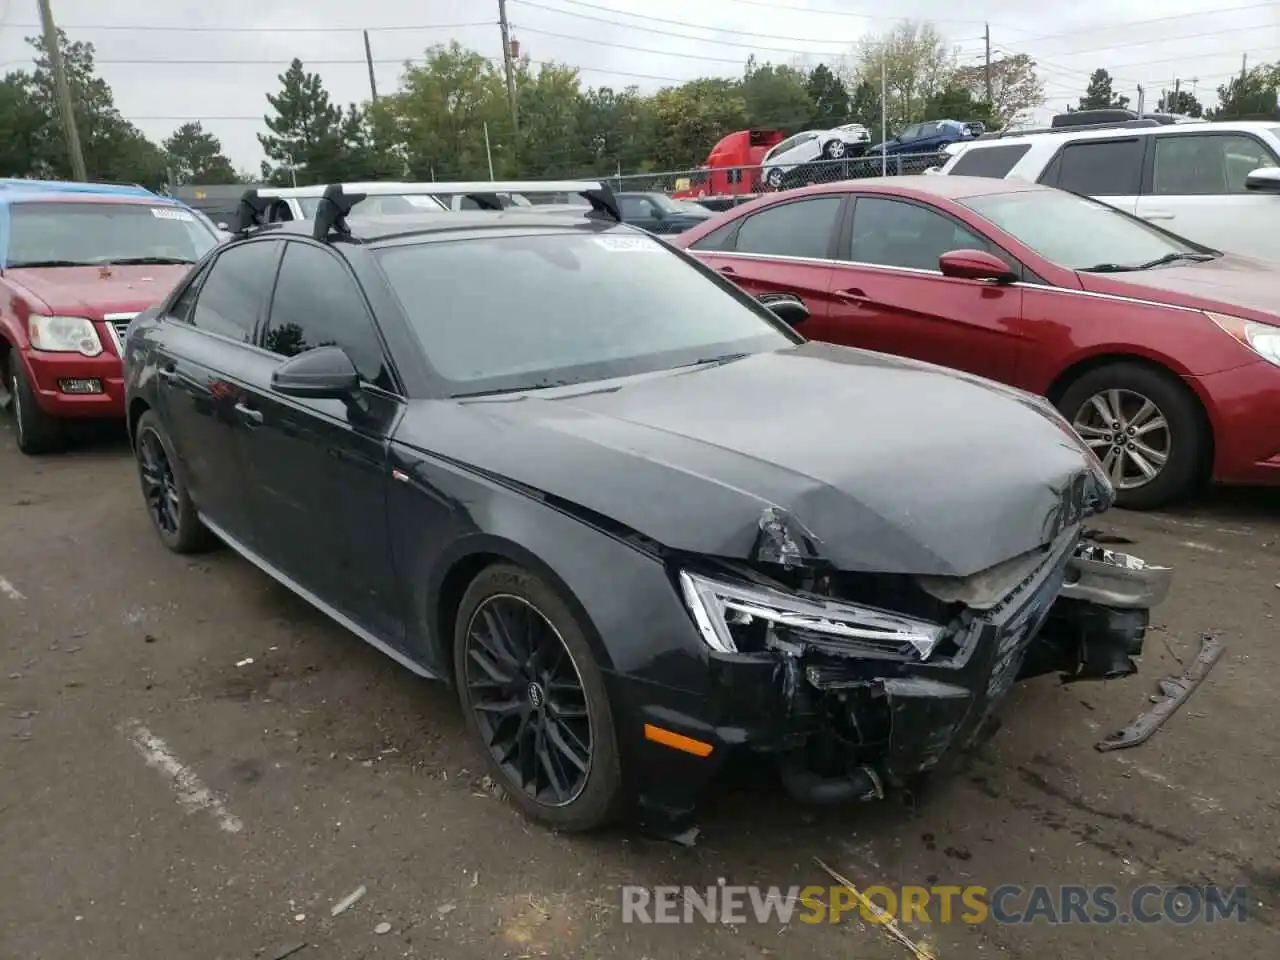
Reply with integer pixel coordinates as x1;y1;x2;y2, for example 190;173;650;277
237;240;406;646
153;239;283;547
807;195;1022;383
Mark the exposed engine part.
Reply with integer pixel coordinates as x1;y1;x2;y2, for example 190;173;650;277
1095;633;1224;752
1060;543;1172;609
1018;599;1149;682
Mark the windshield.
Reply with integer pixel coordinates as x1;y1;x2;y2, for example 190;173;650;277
6;201;219;266
375;230;796;396
297;194;443;217
961;190;1209;270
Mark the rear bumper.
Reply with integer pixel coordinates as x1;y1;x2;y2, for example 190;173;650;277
1194;360;1280;486
21;346;125;419
608;540;1170;826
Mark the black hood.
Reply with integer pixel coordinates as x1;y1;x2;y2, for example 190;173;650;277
398;342;1107;578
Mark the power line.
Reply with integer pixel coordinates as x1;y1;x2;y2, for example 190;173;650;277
0;20;496;33
682;0;990;28
1012;23;1280;59
999;2;1277;45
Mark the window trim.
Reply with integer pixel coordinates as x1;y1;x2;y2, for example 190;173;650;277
837;193;1035;281
1037;136;1148;196
1139;129;1280;196
263;237;407;398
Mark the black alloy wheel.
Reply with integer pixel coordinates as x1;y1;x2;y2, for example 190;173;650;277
133;411;216;554
454;564;621;831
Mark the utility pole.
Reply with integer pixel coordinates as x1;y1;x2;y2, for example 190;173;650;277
38;0;86;181
983;23;993;103
1241;52;1248;84
497;0;520;153
363;30;378;101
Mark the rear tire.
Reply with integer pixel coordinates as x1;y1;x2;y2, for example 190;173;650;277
1056;362;1208;511
822;139;846;159
133;410;217;553
10;362;64;455
454;563;622;832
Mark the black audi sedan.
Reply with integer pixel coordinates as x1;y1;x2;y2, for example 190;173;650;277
121;181;1172;833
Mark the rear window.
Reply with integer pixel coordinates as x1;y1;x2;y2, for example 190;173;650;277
949;144;1031;178
1043;139;1144;196
7;201;218;266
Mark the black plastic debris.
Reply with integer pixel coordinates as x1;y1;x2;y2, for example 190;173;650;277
1095;633;1225;752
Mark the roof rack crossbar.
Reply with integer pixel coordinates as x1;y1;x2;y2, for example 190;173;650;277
977;117;1163;141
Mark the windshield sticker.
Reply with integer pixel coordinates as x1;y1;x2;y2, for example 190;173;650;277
151;207;195;222
593;236;661;252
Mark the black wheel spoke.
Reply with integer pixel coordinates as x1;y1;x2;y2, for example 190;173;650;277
463;595;593;808
137;431;180;534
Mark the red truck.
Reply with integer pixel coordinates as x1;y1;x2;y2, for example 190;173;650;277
0;190;219;454
672;129;784;209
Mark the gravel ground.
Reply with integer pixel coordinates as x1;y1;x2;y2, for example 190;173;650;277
0;423;1276;959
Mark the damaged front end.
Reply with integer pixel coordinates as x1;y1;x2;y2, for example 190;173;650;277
677;512;1172;808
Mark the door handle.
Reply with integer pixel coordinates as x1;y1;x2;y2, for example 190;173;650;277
234;402;264;426
157;366;178;382
834;287;869;303
718;265;737;275
1142;211;1176;220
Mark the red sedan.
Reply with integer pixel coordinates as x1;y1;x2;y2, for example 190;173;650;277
675;177;1280;509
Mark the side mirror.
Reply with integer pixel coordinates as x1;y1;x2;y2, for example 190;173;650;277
1244;167;1280;192
939;248;1017;283
759;294;809;326
271;345;361;400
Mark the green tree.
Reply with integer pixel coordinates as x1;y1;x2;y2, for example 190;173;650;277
740;58;812;131
0;72;45;176
649;78;748;169
859;20;957;135
1078;68;1130;110
806;64;851;129
514;59;585;176
950;53;1043;126
576;86;654;175
164;122;238;184
259;58;369;185
921;86;999;129
847;79;885;142
1206;64;1278;120
378;42;510;181
1155;89;1203;117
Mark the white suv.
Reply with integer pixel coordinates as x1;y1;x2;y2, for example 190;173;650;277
938;121;1280;260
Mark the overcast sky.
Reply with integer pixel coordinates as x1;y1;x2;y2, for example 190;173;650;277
0;0;1276;172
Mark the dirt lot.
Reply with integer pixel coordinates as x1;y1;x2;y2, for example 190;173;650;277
0;422;1276;960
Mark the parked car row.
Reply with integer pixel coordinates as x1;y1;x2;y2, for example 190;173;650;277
117;179;1171;833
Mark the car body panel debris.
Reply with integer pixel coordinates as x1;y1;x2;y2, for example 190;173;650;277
1096;633;1225;752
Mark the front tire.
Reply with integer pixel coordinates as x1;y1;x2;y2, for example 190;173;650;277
822;139;846;159
1057;362;1208;510
11;362;64;455
454;563;622;832
133;410;216;553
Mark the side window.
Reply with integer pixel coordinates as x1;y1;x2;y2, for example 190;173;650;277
189;241;281;342
688;221;739;252
918;123;938;139
168;261;212;323
1152;134;1278;195
733;197;843;259
620;196;655;220
949;143;1031;178
263;242;393;391
846;197;990;272
268;199;293;222
900;125;922;141
1049;138;1143;196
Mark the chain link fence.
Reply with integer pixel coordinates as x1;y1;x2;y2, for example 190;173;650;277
602;150;945;210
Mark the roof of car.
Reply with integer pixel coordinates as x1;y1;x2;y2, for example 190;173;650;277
254;210;631;245
0;191;187;207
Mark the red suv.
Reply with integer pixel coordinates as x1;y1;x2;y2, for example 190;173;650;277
0;192;218;453
676;177;1280;508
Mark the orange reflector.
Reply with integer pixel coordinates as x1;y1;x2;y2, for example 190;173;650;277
643;723;714;758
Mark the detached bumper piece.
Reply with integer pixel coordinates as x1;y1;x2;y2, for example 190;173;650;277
1018;543;1172;683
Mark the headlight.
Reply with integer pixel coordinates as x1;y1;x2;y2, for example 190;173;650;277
678;570;947;660
1205;311;1280;367
28;315;103;357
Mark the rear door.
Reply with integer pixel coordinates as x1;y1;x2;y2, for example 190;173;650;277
1135;130;1280;259
1036;136;1145;215
686;194;846;321
152;239;283;546
807;195;1023;383
235;240;406;645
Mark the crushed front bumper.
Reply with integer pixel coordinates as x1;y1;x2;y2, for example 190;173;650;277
612;537;1171;824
